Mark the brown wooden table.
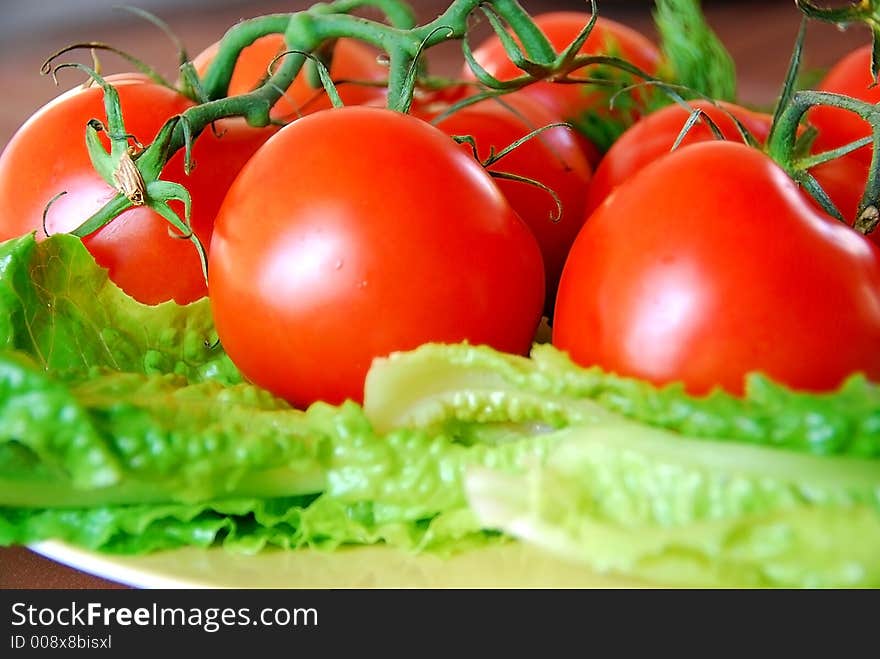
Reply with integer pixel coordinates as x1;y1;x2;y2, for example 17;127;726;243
0;0;867;589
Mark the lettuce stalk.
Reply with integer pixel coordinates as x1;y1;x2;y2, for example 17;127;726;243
466;422;880;587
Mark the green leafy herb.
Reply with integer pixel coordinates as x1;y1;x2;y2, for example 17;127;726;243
654;0;737;102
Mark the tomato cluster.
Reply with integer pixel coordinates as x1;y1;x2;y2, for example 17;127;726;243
0;75;274;305
0;7;878;406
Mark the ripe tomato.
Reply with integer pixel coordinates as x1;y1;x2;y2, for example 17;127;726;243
193;34;387;119
209;106;545;408
465;12;661;165
417;93;592;311
553;141;880;395
808;45;878;167
584;99;873;242
0;75;274;304
585;100;773;215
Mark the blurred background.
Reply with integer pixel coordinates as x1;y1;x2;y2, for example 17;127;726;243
0;0;869;146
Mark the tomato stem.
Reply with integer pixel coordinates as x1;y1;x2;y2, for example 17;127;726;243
141;1;663;154
64;0;676;266
768;90;880;233
198;15;294;102
767;17;807;153
41;43;174;90
310;0;417;29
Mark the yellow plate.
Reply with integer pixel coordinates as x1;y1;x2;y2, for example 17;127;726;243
30;541;648;589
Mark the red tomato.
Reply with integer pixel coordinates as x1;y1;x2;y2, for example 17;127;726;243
585;100;773;215
553;141;880;395
465;12;662;165
417;93;592;310
0;75;274;304
193;34;387;119
803;45;877;244
808;45;878;167
209;106;545;408
584;99;873;243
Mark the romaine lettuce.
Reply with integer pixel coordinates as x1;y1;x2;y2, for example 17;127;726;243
366;343;880;457
1;234;878;587
466;422;880;587
0;233;240;384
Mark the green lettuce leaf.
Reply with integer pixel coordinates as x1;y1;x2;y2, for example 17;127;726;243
465;422;880;588
0;495;499;555
0;233;240;384
0;350;329;501
0;349;550;553
2;233;877;586
365;343;880;458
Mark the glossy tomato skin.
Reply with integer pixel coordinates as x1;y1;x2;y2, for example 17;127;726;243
585;100;773;215
554;141;880;395
0;75;274;305
193;34;387;119
418;94;592;311
209;106;545;408
583;99;873;244
809;45;878;167
466;13;661;165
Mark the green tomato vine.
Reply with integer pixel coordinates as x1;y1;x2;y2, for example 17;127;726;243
40;0;655;272
34;0;880;281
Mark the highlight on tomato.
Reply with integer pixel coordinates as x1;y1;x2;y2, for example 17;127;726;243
208;106;545;408
553;141;880;396
0;74;274;305
415;92;592;311
193;34;388;120
464;12;662;165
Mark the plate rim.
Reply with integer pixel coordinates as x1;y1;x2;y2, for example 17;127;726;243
26;539;648;589
28;540;213;589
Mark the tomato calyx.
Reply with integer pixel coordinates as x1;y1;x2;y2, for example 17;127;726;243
464;36;657;100
44;63;209;283
451;121;570;222
747;14;880;234
768;88;880;234
464;0;654;97
464;1;591;83
40;6;207;102
109;144;147;206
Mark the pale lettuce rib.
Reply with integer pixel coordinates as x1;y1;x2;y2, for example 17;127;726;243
365;343;880;457
465;423;880;588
